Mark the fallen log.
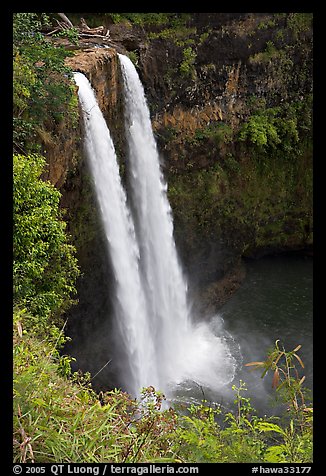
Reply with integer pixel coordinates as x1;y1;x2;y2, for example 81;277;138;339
44;14;110;39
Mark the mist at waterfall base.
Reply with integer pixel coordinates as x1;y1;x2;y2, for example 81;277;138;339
72;59;312;414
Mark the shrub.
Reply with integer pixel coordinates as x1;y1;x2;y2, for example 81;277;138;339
287;13;313;38
238;106;301;153
13;312;177;463
13;154;79;329
179;47;197;78
238;112;281;147
13;13;76;151
172;342;313;463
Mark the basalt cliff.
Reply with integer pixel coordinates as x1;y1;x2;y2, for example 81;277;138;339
40;13;312;339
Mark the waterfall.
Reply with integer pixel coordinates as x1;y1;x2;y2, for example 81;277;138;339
118;53;190;387
74;63;238;401
74;72;159;396
118;54;239;397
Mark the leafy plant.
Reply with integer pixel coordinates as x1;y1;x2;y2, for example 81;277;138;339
238;104;302;154
287;13;313;39
172;383;266;463
13;154;79;329
170;342;312;464
179;47;197;78
13;13;77;151
245;341;313;462
104;13;190;28
53;27;80;45
13;314;178;464
238;110;281;147
148;26;196;44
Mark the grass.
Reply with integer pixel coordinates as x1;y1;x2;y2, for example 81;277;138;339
13;311;178;463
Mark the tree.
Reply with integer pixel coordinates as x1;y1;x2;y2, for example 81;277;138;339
13;154;79;328
13;13;76;152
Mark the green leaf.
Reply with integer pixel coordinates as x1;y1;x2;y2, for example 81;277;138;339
264;444;287;463
255;421;286;436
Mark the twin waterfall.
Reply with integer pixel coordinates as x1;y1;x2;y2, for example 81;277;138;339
74;55;237;399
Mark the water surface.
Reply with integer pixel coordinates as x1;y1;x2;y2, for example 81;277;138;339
171;254;313;416
221;254;313;414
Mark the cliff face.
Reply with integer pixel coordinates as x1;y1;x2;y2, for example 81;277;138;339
48;13;312;312
133;13;313;293
65;48;122;136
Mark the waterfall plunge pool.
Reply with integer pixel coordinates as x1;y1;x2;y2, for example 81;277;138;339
168;253;313;416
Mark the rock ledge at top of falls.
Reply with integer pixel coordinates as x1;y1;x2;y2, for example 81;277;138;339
65;48;120;119
65;47;116;74
42;47;123;189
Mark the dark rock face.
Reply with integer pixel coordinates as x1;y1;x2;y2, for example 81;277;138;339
131;13;313;287
65;47;127;156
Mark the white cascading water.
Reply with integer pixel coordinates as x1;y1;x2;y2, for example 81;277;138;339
118;53;190;387
74;72;160;396
118;54;239;398
74;61;239;400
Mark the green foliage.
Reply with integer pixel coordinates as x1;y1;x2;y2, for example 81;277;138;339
172;382;266;462
172;343;312;463
13;154;79;329
13;315;177;463
127;50;139;67
249;41;278;63
257;19;277;30
105;12;191;27
179;47;197;78
238;106;302;153
199;30;211;44
247;341;312;418
238;110;281;148
13;13;77;151
172;402;225;462
13;13;50;45
148;26;196;45
13;52;37;118
192;122;233;147
53;27;80;45
249;42;293;70
13;308;313;464
245;341;313;462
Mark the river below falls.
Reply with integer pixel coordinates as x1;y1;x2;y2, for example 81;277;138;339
170;253;313;416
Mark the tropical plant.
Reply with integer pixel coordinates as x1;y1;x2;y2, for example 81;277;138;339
245;340;313;462
179;47;197;78
13;154;79;329
13;311;177;464
13;13;76;152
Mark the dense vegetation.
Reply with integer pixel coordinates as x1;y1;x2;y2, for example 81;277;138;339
13;13;313;463
13;13;77;154
14;311;313;463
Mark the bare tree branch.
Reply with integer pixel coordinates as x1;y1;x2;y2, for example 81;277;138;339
57;13;74;28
